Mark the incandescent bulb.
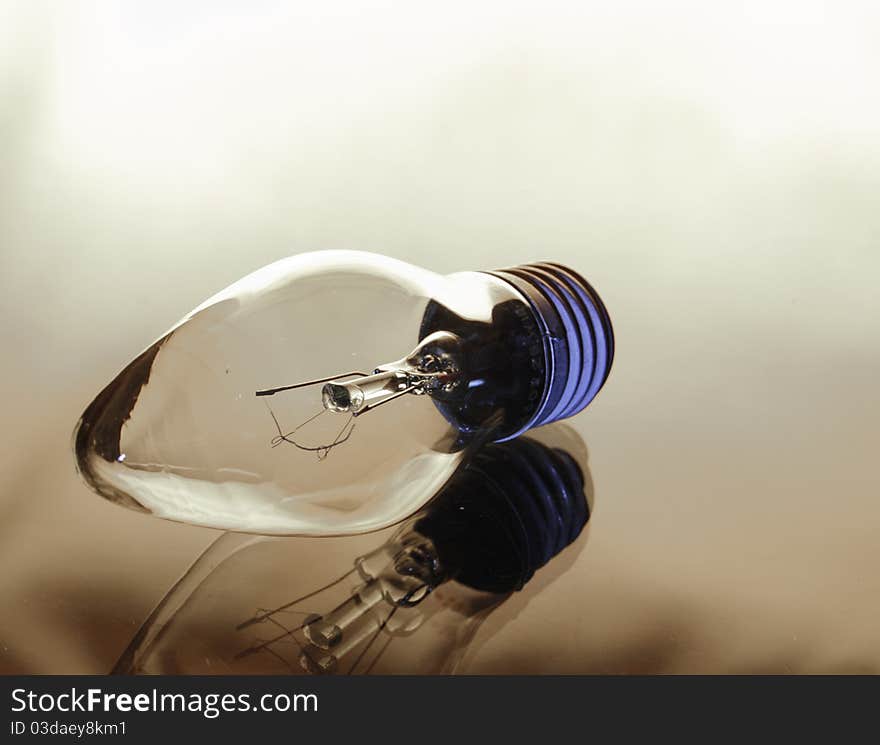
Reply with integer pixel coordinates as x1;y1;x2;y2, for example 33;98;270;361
74;251;612;535
113;425;592;675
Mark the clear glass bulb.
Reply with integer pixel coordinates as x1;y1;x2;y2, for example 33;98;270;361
74;251;612;535
112;425;592;675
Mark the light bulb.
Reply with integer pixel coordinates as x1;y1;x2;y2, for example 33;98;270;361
113;425;592;675
75;251;612;535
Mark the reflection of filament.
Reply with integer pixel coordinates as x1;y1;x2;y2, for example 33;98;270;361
235;570;425;675
264;403;355;461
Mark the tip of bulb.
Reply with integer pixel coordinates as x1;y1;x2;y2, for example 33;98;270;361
73;342;162;515
486;262;614;438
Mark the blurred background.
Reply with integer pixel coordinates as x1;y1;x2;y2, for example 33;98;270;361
1;0;879;673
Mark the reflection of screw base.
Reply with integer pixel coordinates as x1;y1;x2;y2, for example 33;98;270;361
487;263;614;438
415;436;589;594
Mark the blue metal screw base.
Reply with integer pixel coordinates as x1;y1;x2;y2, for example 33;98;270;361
487;262;614;439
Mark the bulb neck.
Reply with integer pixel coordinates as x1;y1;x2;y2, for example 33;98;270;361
419;263;613;442
484;262;614;439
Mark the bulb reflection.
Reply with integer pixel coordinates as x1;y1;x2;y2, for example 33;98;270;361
114;424;593;675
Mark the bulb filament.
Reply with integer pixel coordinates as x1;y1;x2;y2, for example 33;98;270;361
254;332;463;460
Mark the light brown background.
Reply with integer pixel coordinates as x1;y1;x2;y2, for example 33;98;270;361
1;1;878;673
